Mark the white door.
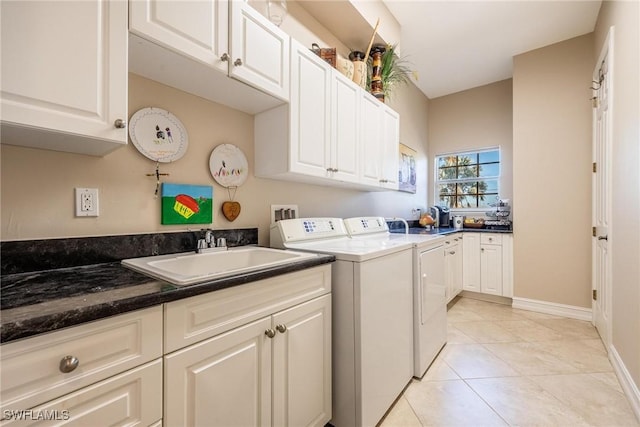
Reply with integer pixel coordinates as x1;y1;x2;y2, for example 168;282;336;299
164;317;272;427
359;94;383;186
592;27;614;349
462;233;481;291
272;295;332;427
380;106;400;189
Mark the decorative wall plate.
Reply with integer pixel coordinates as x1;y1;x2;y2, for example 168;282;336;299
128;107;188;162
209;144;249;188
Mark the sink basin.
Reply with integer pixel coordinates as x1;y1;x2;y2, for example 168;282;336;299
122;247;318;286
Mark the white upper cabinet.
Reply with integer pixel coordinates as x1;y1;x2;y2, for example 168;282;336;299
330;72;360;184
288;40;332;178
129;0;289;114
359;93;400;190
254;46;401;192
129;0;228;73
229;1;289;100
0;0;128;156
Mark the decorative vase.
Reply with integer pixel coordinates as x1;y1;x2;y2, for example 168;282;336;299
369;46;386;102
349;51;367;90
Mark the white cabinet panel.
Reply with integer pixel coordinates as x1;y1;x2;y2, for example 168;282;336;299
164;317;272;427
289;41;331;177
272;295;332;427
129;0;228;72
481;244;503;295
359;95;383;186
462;233;481;292
380;106;400;189
331;72;360;183
229;0;289;100
2;360;162;427
0;0;128;155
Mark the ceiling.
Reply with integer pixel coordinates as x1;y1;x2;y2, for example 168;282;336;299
381;0;603;98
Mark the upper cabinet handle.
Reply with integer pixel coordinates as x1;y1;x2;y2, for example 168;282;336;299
114;119;126;129
234;58;243;67
220;53;229;61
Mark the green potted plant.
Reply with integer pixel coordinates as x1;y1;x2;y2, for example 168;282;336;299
367;44;412;101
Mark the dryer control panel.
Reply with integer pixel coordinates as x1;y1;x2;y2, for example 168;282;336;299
343;217;389;236
270;218;348;247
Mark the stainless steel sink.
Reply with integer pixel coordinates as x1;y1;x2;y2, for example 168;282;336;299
122;246;318;286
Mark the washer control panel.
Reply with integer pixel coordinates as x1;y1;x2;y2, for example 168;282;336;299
343;217;389;236
270;218;348;246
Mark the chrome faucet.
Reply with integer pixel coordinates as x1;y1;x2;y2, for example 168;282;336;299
385;217;409;234
196;229;227;253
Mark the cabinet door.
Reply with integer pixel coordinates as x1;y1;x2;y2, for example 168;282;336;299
445;242;462;302
272;295;332;427
0;0;127;154
2;361;163;427
164;317;272;427
481;244;503;296
331;71;360;183
420;245;447;320
289;41;331;178
129;0;228;73
229;1;289;100
359;94;383;186
380;106;400;189
462;233;481;291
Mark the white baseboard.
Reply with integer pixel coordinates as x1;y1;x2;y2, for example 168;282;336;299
511;297;592;321
609;345;640;422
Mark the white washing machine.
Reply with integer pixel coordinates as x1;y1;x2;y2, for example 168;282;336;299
343;217;448;378
270;218;414;427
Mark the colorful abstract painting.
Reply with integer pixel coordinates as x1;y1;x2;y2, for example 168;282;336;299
161;183;213;225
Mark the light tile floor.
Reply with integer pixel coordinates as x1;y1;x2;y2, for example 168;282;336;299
380;297;640;427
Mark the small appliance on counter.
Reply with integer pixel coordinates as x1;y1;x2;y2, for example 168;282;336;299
430;205;451;227
453;215;464;230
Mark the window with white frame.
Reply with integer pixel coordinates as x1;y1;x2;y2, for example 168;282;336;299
435;149;500;209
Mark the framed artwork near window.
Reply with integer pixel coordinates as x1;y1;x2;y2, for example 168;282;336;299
399;143;417;193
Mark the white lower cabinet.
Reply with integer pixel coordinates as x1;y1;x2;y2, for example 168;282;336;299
0;306;163;426
462;232;512;297
0;266;332;427
444;235;463;302
164;294;332;427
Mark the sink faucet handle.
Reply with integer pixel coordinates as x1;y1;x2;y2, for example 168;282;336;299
204;229;215;247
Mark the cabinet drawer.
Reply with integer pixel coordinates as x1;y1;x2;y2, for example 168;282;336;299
1;359;162;426
164;265;331;353
0;306;163;412
481;234;502;245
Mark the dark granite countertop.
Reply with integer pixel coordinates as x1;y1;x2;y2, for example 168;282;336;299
0;229;334;344
0;254;334;343
390;227;513;236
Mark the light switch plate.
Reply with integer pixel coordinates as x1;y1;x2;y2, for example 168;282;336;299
75;188;99;217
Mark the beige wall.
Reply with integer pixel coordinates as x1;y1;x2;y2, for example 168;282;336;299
512;34;594;308
1;8;430;244
427;79;513;210
594;0;640;405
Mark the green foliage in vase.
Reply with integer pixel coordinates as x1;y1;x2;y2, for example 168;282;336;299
367;44;412;99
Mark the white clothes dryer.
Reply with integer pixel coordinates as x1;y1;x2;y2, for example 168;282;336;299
270;218;414;427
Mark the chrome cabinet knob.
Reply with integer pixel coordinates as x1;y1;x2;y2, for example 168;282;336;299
220;53;229;61
449;251;456;255
114;119;126;129
275;324;287;333
598;235;608;241
59;355;79;373
234;58;243;66
265;328;276;338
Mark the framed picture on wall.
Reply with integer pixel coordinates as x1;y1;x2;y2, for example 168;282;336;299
399;143;417;193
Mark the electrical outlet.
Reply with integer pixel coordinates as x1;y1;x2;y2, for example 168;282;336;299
75;188;99;217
